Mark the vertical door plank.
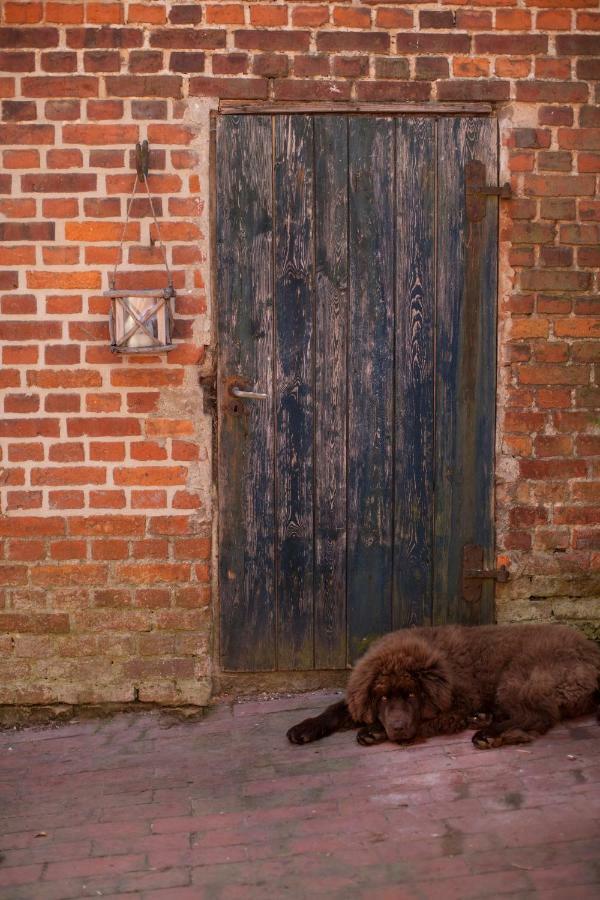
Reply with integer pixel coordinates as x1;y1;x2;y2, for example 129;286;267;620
434;117;497;626
274;115;315;669
394;118;435;629
347;116;395;662
217;115;276;670
314;115;348;669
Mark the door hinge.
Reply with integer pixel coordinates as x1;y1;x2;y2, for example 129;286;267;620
462;544;510;604
465;160;511;222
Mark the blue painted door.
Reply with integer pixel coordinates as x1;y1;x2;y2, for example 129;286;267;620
217;114;498;672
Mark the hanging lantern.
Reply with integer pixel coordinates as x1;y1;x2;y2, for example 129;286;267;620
105;140;175;355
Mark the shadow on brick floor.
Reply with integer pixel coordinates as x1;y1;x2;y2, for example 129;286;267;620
0;691;599;899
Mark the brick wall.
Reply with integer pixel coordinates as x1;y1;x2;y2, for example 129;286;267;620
1;1;599;709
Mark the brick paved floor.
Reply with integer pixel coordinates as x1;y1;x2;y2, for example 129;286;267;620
0;692;599;899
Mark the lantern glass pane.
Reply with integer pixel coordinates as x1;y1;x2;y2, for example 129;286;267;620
123;298;159;349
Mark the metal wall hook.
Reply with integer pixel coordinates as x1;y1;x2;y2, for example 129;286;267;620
135;139;149;182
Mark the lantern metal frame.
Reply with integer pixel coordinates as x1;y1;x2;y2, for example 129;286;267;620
104;140;176;355
107;287;175;355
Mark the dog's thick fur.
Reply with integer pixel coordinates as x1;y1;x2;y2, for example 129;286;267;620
287;624;600;749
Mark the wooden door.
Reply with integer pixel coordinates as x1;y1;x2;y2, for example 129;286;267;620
216;113;498;672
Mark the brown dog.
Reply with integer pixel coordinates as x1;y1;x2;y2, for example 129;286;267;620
287;623;600;749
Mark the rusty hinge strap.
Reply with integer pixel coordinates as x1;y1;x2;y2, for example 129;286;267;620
465;159;512;222
462;544;510;604
464;565;510;583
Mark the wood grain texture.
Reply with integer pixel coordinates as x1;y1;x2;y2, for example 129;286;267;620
217;115;276;670
394;117;435;629
347;116;395;662
313;115;348;669
274;115;315;669
434;116;497;626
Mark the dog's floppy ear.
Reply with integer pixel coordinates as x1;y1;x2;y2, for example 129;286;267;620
418;658;453;718
346;646;387;725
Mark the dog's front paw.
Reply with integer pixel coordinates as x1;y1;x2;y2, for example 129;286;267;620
286;717;323;744
472;729;500;749
357;727;387;746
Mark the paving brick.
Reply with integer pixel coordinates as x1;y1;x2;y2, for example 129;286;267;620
0;698;598;898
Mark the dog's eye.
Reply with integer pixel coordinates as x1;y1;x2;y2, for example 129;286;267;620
408;693;416;699
380;695;387;703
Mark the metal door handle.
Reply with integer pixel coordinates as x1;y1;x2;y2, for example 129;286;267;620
230;386;268;401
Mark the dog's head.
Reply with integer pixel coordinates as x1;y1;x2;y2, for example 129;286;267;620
346;633;453;743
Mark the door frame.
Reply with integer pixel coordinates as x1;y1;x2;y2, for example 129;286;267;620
210;102;502;681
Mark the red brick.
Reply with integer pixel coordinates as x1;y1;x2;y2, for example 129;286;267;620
206;4;244;25
22;75;99;97
114;466;187;486
475;34;547;54
150;29;226;49
173;538;211;559
90;489;126;509
0;516;64;537
189;75;269;100
89;442;126;461
0;27;59;48
4;393;40;414
8;442;44;462
45;394;81;413
0;419;60;438
45;98;81;120
67;418;141;438
520;460;587;479
212;53;248;75
538;106;574;127
333;6;371;28
557;35;600;54
172;490;202;509
48;490;84;508
234;28;310;51
250;5;289;26
357;82;431;102
117;563;191;584
127;2;166;24
131;441;168;461
48;442;85;462
50;540;87;560
31;466;106;486
132;539;168;559
169;5;203;25
41;50;77;72
132;490;168;508
0;51;35;71
44;345;80;366
7;491;41;510
27;370;102;389
68;515;145;536
31;563;107;586
0;613;69;633
293;6;330;27
253;54;289;78
8;540;45;561
168;52;205;74
437;80;510;102
400;32;472;53
2;104;36;124
92;540;128;560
